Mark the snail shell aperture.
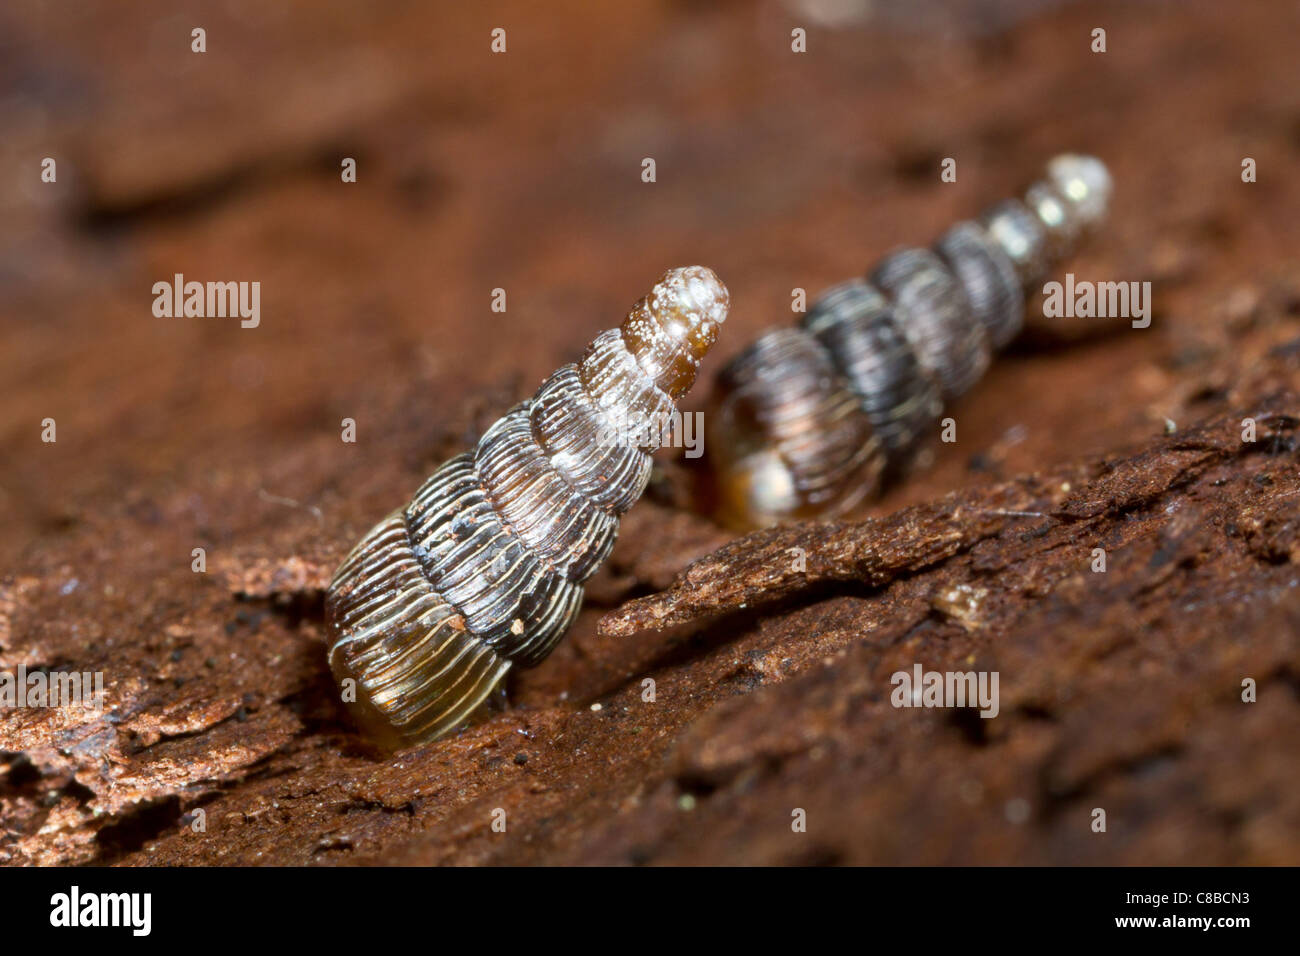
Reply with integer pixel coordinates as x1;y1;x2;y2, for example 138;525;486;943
326;266;729;747
705;154;1112;529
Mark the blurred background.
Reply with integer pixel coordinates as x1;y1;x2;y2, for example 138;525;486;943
1;0;1298;865
4;0;1297;561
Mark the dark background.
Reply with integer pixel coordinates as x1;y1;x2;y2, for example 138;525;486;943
1;0;1298;865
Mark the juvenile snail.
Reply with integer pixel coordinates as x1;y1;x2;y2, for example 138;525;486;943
327;266;730;747
705;154;1112;528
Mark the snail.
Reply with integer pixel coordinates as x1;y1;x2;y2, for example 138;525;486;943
704;154;1112;529
327;266;730;747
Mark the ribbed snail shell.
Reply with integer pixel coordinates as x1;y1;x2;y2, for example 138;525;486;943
327;267;729;747
706;154;1111;529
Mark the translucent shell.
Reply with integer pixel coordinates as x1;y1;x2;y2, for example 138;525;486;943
706;154;1111;530
980;198;1050;286
800;280;941;466
708;328;885;527
934;221;1023;350
872;247;992;399
327;266;729;747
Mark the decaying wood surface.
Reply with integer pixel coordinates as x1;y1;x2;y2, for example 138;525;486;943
2;0;1298;865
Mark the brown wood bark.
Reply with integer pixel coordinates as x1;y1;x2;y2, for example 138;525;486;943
2;0;1298;865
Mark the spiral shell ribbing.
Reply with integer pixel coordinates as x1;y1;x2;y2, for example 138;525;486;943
707;154;1112;528
327;266;729;746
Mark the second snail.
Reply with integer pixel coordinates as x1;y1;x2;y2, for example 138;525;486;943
702;154;1112;529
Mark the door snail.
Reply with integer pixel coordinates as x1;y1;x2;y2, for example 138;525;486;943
326;266;729;747
703;154;1112;529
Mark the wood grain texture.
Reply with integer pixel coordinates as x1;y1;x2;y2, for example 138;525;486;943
2;0;1298;865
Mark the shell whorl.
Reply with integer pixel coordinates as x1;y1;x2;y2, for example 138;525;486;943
327;266;728;746
712;327;886;523
707;154;1111;529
